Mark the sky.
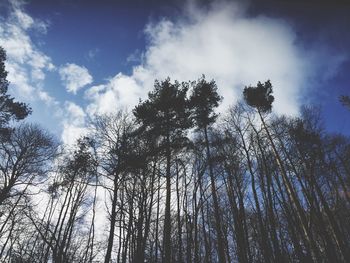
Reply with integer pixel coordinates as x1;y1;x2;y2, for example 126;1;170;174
0;0;349;145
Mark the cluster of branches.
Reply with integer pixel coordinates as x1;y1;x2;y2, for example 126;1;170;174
1;47;350;263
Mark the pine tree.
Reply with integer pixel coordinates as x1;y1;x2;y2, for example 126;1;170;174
133;78;192;263
0;47;31;138
189;76;226;263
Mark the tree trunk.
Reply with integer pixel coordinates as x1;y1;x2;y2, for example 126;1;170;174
203;126;226;263
104;175;119;263
163;136;172;263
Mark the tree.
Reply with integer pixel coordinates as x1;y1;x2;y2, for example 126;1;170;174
244;81;322;261
92;113;135;263
0;124;57;259
189;76;221;129
0;124;57;207
243;80;274;113
49;137;97;262
189;76;227;263
133;78;192;263
0;47;31;138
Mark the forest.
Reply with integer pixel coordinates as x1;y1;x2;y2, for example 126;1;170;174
0;44;350;263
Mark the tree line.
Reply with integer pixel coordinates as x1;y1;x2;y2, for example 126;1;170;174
0;46;350;262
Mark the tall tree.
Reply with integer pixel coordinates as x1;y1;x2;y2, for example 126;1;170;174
0;124;57;260
92;113;135;263
244;80;322;261
133;78;192;263
189;76;226;263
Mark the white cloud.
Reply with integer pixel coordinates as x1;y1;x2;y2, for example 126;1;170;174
9;0;49;32
61;101;88;145
0;1;89;145
38;90;57;106
59;63;93;94
141;7;308;115
0;0;55;101
85;1;330;118
0;0;63;142
85;73;143;116
13;8;33;29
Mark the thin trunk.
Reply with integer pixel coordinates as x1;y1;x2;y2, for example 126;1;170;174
163;135;172;263
104;175;119;263
176;160;183;263
203;127;226;263
258;110;321;262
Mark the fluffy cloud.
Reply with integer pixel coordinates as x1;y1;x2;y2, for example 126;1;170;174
85;2;319;118
85;73;144;116
59;63;93;94
0;1;93;145
0;0;55;103
61;101;88;145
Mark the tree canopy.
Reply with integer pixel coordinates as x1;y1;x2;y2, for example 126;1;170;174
0;47;31;137
133;77;192;152
189;75;222;129
243;80;274;113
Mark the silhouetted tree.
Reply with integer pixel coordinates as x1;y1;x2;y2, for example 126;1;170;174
134;78;192;263
0;124;56;207
189;76;227;263
0;124;57;259
243;80;274;113
0;47;31;138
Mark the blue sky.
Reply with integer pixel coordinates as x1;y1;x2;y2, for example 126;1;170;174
0;0;349;144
